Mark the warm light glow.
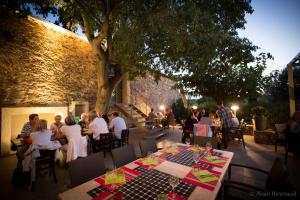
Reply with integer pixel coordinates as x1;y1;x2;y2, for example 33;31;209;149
192;105;198;110
231;105;239;111
159;105;165;111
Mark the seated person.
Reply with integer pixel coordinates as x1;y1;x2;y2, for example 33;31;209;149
78;112;89;130
185;113;198;130
231;112;240;128
182;113;198;143
109;112;127;140
88;110;109;140
30;119;53;146
20;114;39;138
50;115;64;138
97;111;110;124
147;108;157;127
287;111;300;156
60;115;87;162
198;110;212;126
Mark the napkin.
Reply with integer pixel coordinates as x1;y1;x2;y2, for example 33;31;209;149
192;170;219;183
204;156;225;164
105;169;126;185
141;157;159;165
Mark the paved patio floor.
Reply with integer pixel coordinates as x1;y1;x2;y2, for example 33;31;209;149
0;126;299;200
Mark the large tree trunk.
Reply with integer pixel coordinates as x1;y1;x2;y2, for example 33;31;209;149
93;53;124;113
95;60;112;113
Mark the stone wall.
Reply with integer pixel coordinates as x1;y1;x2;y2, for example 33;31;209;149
130;75;180;114
0;16;98;108
0;15;180;113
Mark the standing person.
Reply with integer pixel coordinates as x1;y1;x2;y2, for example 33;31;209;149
231;112;240;128
109;112;127;139
20;114;39;138
216;101;233;148
88;111;109;140
50;115;64;138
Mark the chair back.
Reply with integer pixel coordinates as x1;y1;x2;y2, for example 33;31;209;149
139;139;158;157
193;124;213;137
193;136;218;148
275;124;286;133
111;144;136;167
121;129;129;144
100;133;112;146
69;152;106;187
265;157;289;191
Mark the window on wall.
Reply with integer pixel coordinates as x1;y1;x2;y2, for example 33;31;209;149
69;101;89;122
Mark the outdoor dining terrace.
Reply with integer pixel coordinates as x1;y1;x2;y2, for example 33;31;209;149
0;126;299;200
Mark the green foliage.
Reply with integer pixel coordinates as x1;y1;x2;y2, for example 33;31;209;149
2;0;266;112
196;97;217;113
172;98;189;122
250;106;266;116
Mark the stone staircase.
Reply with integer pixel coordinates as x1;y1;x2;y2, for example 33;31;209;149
115;103;147;127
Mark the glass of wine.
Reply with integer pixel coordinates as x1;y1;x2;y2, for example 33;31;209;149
168;176;179;199
206;141;212;153
185;137;191;145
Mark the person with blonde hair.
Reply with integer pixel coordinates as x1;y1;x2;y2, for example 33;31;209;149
30;119;53;146
88;110;109;140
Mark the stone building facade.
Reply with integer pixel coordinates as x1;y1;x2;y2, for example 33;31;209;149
0;16;179;110
0;16;180;155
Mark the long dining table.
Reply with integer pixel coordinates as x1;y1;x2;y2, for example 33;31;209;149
59;143;233;200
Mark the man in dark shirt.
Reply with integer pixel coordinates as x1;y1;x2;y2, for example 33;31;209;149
216;101;233;148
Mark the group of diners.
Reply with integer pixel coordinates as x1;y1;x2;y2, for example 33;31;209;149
18;111;127;163
182;101;241;149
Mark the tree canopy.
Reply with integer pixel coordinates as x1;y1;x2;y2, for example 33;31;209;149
1;0;266;110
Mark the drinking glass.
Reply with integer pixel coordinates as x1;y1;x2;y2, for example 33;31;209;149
193;152;200;164
185;137;191;145
168;176;179;199
206;141;212;153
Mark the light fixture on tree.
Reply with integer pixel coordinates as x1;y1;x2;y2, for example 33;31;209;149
192;105;198;110
100;38;108;52
231;105;239;115
159;105;165;111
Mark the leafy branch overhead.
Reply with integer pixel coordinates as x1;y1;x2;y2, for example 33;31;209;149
1;0;268;109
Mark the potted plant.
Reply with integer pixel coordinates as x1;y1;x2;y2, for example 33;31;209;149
251;106;267;131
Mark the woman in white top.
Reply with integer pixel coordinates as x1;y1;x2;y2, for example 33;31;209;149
88;110;109;140
60;115;87;162
30;119;53;146
198;110;212;126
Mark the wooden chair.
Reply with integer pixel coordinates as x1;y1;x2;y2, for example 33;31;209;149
193;136;218;148
274;123;286;152
88;135;101;153
222;157;294;200
113;129;129;148
111;144;137;168
99;133;112;157
139;139;158;157
181;124;193;144
68;152;106;187
228;127;246;149
31;149;57;191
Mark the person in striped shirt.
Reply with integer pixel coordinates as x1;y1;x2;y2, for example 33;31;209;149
216;101;233;148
